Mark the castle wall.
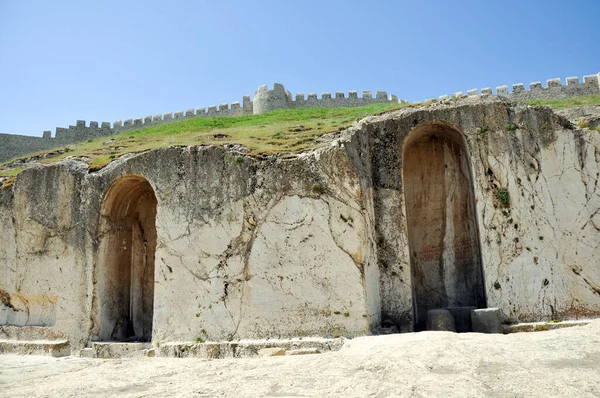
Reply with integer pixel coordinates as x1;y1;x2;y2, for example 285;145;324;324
2;72;598;164
439;72;600;101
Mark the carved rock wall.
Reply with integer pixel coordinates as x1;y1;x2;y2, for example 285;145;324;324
0;97;598;349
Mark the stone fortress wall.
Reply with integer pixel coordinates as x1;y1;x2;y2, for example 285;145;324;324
1;71;599;163
433;72;600;101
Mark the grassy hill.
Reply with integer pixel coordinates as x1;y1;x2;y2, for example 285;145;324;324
0;103;404;181
2;94;600;184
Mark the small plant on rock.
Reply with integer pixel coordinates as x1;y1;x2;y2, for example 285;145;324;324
312;183;326;195
496;188;510;206
505;123;517;132
577;120;590;129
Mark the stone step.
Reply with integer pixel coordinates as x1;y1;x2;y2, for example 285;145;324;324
91;342;153;359
504;319;591;334
0;325;67;341
0;339;70;357
157;337;344;359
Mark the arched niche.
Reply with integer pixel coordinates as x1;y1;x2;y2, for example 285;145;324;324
95;175;157;341
402;122;486;331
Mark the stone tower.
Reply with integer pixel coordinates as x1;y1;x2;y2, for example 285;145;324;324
253;83;292;115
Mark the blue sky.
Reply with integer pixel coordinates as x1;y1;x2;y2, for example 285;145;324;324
1;0;599;136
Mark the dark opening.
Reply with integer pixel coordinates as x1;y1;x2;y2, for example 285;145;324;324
97;175;157;341
403;123;486;331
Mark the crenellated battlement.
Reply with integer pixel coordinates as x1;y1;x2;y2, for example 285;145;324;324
254;84;403;114
1;71;598;163
436;72;600;101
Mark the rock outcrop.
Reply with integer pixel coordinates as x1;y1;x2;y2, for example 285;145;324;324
1;96;598;350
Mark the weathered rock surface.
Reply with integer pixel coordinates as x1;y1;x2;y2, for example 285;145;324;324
557;105;600;129
0;96;599;350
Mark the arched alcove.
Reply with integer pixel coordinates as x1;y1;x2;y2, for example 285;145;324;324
96;175;157;341
402;123;486;331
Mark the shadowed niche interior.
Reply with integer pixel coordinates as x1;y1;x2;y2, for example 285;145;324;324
402;123;486;331
96;175;157;342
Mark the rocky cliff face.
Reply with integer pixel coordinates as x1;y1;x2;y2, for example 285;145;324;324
0;96;598;349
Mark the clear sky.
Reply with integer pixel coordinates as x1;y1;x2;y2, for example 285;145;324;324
1;0;599;136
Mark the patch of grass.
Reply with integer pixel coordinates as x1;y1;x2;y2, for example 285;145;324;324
505;123;517;132
534;324;550;332
0;103;406;177
311;183;327;195
577;120;591;129
496;188;510;206
524;95;600;109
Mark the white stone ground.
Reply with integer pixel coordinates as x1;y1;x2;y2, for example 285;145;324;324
1;321;600;397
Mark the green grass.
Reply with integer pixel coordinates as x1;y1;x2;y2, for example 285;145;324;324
524;95;600;109
0;103;406;178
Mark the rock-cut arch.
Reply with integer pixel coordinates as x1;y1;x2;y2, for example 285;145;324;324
96;175;157;341
402;123;486;331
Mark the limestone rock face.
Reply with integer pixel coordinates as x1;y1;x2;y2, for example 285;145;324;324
556;105;600;129
0;96;598;349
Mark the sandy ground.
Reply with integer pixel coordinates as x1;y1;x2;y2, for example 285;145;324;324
1;321;600;398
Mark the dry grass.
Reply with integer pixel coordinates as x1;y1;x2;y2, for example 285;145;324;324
0;103;405;177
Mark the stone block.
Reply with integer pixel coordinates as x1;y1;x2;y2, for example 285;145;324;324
335;92;345;99
566;76;579;86
471;308;502;334
481;88;492;95
322;92;332;100
512;83;524;93
467;89;478;96
362;90;372;99
439;94;449;100
547;78;562;88
185;109;195;117
447;306;476;332
295;93;305;101
427;309;455;332
43;131;52;139
258;347;286;357
530;82;542;90
496;86;509;96
144;116;152;124
348;91;358;99
90;121;98;128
